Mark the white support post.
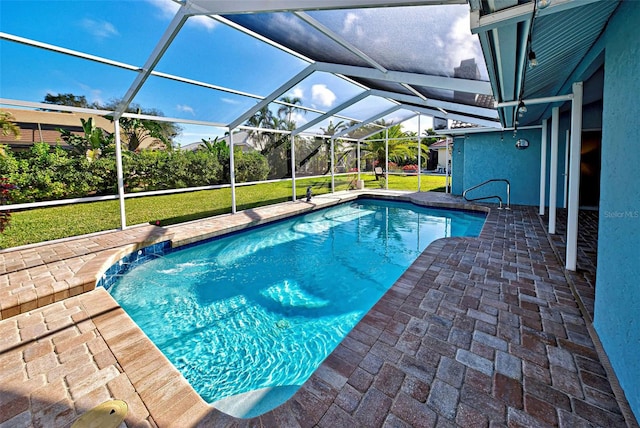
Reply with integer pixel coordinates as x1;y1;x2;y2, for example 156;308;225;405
113;120;127;230
291;133;296;201
357;140;361;181
563;129;570;208
330;137;335;193
566;82;583;271
539;119;548;216
445;138;450;194
385;129;389;189
549;107;560;234
417;114;422;192
229;130;237;214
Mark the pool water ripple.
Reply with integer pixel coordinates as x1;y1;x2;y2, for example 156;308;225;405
108;199;485;417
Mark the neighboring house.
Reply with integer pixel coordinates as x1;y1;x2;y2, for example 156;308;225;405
0;108;165;151
429;138;452;172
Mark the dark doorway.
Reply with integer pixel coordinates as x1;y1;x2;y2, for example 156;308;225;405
579;130;601;208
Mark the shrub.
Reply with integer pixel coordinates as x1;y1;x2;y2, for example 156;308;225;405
234;150;269;183
0;177;17;232
402;164;418;172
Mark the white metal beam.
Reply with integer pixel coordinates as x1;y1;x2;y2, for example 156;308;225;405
539;119;548;216
333;105;401;139
563;129;570;208
371;89;499;119
470;0;604;34
0;32;139;72
492;24;518;108
385;129;389;188
566;82;583;271
436;124;540;136
293;12;387;73
291;90;371;136
549;106;560;234
228;64;316;130
496;94;573;108
475;26;503;115
315;62;493;95
229;130;237;214
114;6;190;119
400;104;501;129
212;15;314;63
113;120;127;230
186;0;466;15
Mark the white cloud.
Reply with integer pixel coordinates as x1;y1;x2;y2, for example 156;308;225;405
447;16;484;76
77;83;105;106
289;87;304;99
176;104;195;115
343;13;359;33
289;112;308;126
311;84;336;108
146;0;217;32
221;98;241;105
145;0;179;19
80;18;119;40
188;15;217;32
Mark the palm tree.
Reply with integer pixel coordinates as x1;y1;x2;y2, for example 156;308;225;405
362;123;422;169
0;111;21;141
245;106;274;151
277;96;305;131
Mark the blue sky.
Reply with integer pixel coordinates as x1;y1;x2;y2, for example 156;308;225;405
0;1;480;145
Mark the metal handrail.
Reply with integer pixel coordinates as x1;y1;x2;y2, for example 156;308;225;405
463;179;511;209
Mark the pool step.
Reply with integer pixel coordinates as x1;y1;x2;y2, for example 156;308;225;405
0;225;173;320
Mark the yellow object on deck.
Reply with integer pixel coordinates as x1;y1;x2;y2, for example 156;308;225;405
71;400;128;428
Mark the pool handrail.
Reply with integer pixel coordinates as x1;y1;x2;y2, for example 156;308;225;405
463;179;511;209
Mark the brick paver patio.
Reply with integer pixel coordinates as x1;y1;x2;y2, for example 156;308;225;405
0;191;637;427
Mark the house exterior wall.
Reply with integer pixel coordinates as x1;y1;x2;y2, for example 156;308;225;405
451;128;542;206
437;147;449;169
594;1;640;418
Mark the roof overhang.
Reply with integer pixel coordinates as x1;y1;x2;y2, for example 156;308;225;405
472;0;620;127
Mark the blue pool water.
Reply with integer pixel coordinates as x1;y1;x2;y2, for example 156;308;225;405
107;199;485;417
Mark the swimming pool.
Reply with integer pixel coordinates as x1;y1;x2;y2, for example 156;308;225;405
107;198;486;417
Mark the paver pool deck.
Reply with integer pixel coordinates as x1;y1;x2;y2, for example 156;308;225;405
0;190;637;427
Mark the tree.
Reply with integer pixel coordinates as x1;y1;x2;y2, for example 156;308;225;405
102;101;180;151
245;106;275;152
199;137;230;181
362;123;423;168
42;93;98;109
58;117;115;160
422;128;439;146
0;111;21;141
41;94;181;150
277;96;304;131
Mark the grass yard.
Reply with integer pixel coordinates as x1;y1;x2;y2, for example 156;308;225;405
0;173;446;249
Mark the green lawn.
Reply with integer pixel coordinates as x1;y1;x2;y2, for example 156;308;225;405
0;174;446;249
